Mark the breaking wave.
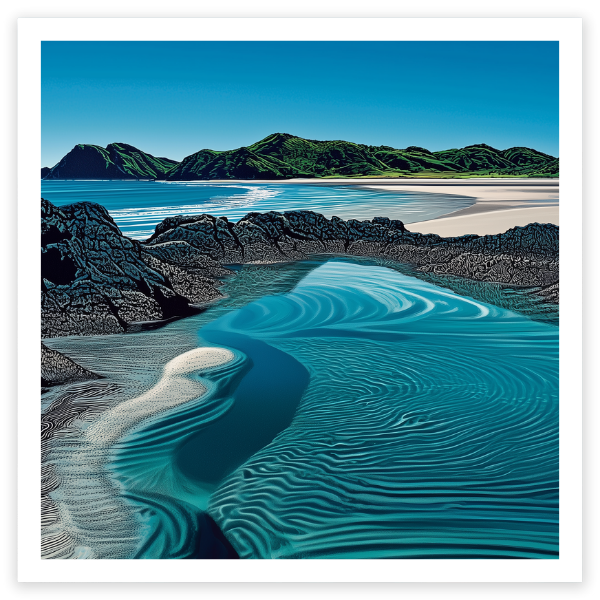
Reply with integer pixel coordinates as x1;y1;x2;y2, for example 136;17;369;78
40;181;474;239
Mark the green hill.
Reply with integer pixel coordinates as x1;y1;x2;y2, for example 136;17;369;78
162;134;558;180
44;134;559;180
162;146;302;180
247;133;389;177
432;144;514;171
367;145;462;173
499;147;560;176
159;148;219;180
43;143;178;180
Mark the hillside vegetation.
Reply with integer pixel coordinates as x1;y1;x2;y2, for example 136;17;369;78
43;134;559;180
43;143;178;180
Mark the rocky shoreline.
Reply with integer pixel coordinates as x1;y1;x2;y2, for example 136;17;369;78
41;198;558;382
41;342;101;388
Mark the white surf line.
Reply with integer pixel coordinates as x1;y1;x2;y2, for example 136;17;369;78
85;347;234;446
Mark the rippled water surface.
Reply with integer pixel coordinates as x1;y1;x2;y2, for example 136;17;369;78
202;261;559;559
40;180;474;239
43;258;558;559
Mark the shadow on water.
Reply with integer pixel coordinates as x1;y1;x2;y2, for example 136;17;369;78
120;333;309;559
186;513;240;559
175;331;310;487
129;491;240;559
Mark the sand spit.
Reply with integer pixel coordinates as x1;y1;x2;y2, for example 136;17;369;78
85;347;234;446
407;206;559;237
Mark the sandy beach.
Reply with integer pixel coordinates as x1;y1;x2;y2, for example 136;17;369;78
194;177;558;237
358;178;559;236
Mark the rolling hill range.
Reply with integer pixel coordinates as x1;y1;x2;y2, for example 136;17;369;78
42;134;559;180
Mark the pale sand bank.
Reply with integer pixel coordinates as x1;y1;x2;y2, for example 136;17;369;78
407;206;559;237
360;179;559;236
85;347;234;445
164;177;559;237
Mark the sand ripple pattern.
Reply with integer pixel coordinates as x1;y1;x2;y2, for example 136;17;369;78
41;382;117;559
41;349;240;559
208;261;558;558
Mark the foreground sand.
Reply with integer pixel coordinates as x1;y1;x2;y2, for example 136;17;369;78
85;347;234;445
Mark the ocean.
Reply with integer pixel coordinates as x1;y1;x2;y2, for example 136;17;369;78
40;180;474;240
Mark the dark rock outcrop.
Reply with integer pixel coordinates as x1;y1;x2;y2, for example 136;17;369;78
41;199;228;338
41;167;51;179
42;199;559;339
147;209;558;291
41;343;100;387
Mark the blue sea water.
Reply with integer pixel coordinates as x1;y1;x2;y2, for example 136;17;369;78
98;259;558;559
40;180;474;240
40;175;558;560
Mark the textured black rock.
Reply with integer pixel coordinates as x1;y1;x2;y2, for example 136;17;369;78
41;199;228;338
41;342;101;387
147;209;558;295
42;199;559;339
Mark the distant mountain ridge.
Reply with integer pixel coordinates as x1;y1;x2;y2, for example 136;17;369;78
42;134;559;180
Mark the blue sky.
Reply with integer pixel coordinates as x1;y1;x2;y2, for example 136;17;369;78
41;41;559;167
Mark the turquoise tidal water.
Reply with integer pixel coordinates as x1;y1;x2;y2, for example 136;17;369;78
40;180;474;240
100;259;558;559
